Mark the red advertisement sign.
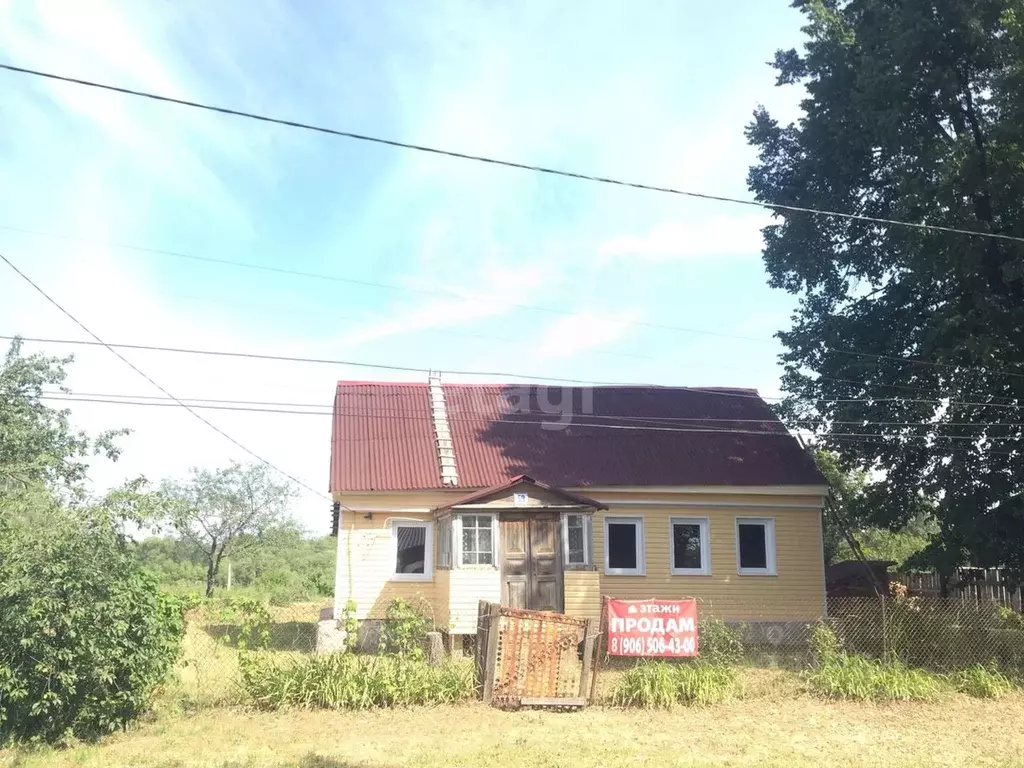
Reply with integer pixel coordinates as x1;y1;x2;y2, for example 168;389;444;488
605;598;699;657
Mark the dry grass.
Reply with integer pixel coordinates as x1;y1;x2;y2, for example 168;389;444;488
4;685;1024;768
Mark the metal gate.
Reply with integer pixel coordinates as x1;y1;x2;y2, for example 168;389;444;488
474;601;596;708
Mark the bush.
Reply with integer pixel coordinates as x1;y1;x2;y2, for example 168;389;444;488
611;661;737;708
379;597;433;659
698;617;744;666
951;663;1015;699
0;505;186;745
239;652;473;709
805;622;937;701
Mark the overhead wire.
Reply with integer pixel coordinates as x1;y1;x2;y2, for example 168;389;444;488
0;252;329;500
12;335;1024;410
4;63;1024;246
36;394;1024;445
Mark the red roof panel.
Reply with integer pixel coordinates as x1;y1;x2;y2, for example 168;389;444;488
329;382;825;492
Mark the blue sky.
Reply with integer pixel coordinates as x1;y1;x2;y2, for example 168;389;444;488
0;1;808;529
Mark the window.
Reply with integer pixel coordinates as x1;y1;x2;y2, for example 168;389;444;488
392;520;432;581
460;514;494;565
437;516;452;568
670;517;710;575
563;513;592;567
736;517;776;575
604;516;644;575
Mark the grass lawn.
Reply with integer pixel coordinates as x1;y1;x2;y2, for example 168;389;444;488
4;671;1024;768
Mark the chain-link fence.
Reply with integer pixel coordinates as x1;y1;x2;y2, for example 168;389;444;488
162;594;1024;710
827;595;1024;672
165;600;330;709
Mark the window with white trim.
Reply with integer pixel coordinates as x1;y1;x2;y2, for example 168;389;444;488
563;513;593;567
604;516;644;575
736;517;776;575
459;514;494;565
670;517;710;575
392;520;432;580
437;516;452;568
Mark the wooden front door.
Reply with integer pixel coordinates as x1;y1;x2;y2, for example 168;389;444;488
499;512;563;612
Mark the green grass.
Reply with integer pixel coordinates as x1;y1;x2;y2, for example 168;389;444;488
5;686;1024;768
610;661;737;708
951;663;1016;699
239;652;475;709
805;653;939;701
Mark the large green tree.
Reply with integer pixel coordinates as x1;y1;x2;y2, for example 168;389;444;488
0;338;126;491
748;1;1024;580
159;462;296;597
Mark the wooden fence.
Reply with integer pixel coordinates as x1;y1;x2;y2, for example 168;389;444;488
892;568;1023;611
474;601;596;709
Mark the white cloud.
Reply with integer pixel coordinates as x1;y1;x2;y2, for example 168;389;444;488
597;214;771;262
531;309;642;361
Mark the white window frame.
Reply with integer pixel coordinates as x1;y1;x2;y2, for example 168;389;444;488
735;517;777;576
391;519;433;582
562;512;592;568
604;515;645;576
436;515;452;569
453;513;498;569
669;516;711;576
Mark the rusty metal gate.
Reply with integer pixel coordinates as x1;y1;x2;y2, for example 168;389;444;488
475;601;597;708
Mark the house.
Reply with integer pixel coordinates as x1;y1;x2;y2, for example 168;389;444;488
327;378;828;647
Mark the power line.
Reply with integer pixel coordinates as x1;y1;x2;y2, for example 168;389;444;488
12;334;1024;410
7;224;1024;390
38;389;1024;430
37;393;1024;444
1;334;759;392
0;254;328;500
5;63;1024;247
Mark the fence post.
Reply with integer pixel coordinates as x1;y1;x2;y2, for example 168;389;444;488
880;591;889;661
589;596;608;703
481;603;501;705
579;618;596;699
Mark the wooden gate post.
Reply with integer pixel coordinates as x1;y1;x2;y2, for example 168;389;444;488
579;618;597;699
588;596;609;703
482;603;502;705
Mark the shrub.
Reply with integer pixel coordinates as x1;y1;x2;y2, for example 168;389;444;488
238;652;473;709
612;661;737;708
0;505;186;745
379;597;433;659
698;617;744;666
951;663;1014;699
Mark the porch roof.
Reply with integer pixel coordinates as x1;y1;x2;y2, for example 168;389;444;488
431;474;607;514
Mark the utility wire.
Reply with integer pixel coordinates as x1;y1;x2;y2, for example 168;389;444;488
12;334;1024;410
42;389;1024;428
5;63;1024;246
6;224;1024;388
37;393;1024;444
0;253;329;500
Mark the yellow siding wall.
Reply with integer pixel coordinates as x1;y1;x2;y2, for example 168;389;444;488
594;506;825;621
564;570;601;622
333;490;826;628
334;511;436;620
448;569;501;633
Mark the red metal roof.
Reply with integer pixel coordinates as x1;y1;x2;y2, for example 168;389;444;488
330;382;825;492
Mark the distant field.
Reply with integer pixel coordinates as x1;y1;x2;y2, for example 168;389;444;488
5;671;1024;768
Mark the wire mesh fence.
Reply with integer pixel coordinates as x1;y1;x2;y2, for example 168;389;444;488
827;596;1024;672
163;593;1024;710
166;600;330;708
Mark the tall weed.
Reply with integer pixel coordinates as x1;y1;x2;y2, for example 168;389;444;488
698;617;744;666
806;622;937;701
951;663;1014;698
239;652;473;709
612;661;737;708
